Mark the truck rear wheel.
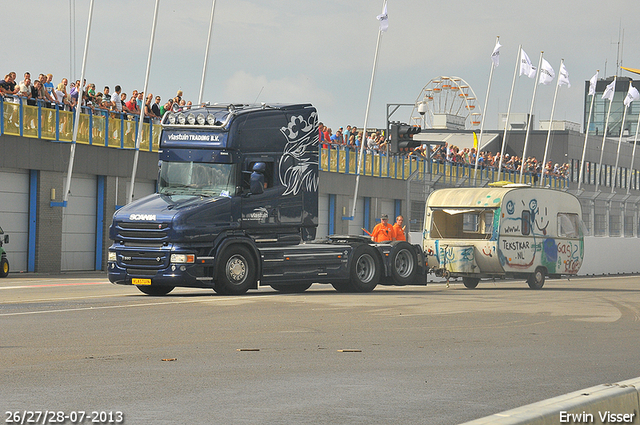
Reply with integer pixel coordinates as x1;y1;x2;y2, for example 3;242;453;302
348;245;380;292
389;242;417;285
527;267;546;289
270;283;312;293
0;257;8;277
216;246;256;295
136;285;174;296
462;277;480;289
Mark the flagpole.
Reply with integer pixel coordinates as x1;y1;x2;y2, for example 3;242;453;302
63;0;94;204
520;51;544;182
497;45;521;181
626;108;640;194
595;76;616;193
127;0;159;204
474;36;499;185
539;59;562;186
198;0;216;106
351;0;386;219
578;71;598;191
611;102;629;192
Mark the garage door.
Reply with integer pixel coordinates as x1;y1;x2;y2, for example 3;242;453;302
0;169;29;272
129;179;156;201
61;174;97;271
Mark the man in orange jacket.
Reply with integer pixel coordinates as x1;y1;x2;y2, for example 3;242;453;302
393;215;406;241
371;214;394;243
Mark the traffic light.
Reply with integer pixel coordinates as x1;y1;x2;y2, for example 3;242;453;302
389;122;421;153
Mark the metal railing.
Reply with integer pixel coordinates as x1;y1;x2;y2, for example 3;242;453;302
319;145;568;189
1;96;161;152
0;98;569;190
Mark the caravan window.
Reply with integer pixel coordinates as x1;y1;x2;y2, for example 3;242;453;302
429;208;494;240
521;211;530;235
462;213;478;232
558;213;580;238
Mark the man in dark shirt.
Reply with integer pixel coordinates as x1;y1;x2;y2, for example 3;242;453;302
151;95;161;118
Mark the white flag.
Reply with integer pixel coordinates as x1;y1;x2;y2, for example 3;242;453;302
558;62;571;88
624;84;640;107
491;40;502;67
588;71;599;96
519;49;536;78
602;79;616;101
538;59;555;85
376;2;388;32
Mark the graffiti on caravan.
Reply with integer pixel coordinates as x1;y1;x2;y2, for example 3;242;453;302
161;130;227;147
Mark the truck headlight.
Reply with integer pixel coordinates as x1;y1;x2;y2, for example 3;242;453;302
171;253;195;264
108;251;117;262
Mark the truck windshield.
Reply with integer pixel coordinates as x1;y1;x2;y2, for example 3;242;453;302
158;162;238;197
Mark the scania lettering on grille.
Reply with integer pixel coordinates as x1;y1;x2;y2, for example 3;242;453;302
129;214;157;221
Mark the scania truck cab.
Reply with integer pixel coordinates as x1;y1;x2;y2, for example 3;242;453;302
108;103;425;295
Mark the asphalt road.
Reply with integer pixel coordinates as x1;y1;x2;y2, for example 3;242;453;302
2;274;640;424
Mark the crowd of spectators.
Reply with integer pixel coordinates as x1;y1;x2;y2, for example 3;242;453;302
0;70;194;121
319;122;570;179
1;70;570;179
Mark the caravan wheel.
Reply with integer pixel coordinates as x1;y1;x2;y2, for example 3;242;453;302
462;277;480;289
527;267;546;289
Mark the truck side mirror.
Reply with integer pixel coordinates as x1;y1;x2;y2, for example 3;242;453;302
3;235;8;244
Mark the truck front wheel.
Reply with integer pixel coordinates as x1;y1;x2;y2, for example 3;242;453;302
216;246;256;295
348;245;381;292
0;257;8;277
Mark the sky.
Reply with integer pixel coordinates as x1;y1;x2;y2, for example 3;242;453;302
5;0;639;132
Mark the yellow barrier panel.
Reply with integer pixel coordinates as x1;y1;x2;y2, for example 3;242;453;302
122;119;136;149
76;113;91;144
58;110;74;141
3;101;20;136
40;108;57;140
348;151;356;174
22;104;38;138
329;149;338;172
152;124;161;152
92;114;106;147
338;150;346;173
108;117;121;148
140;122;151;151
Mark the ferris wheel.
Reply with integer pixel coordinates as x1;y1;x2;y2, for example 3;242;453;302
411;76;482;130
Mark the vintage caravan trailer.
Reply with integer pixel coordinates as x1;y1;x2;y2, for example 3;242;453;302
423;185;584;289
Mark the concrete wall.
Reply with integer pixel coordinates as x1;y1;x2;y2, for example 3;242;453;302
0;133;158;273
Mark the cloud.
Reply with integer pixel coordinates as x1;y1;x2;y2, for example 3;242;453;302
222;70;334;106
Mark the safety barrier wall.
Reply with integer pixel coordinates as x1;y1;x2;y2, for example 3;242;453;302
460;376;640;425
1;97;160;152
319;146;568;189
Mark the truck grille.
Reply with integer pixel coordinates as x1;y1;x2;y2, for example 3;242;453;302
119;251;170;269
115;222;169;243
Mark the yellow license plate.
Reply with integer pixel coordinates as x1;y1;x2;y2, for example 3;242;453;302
132;278;152;286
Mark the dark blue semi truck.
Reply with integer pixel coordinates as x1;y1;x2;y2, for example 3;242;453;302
108;103;426;295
